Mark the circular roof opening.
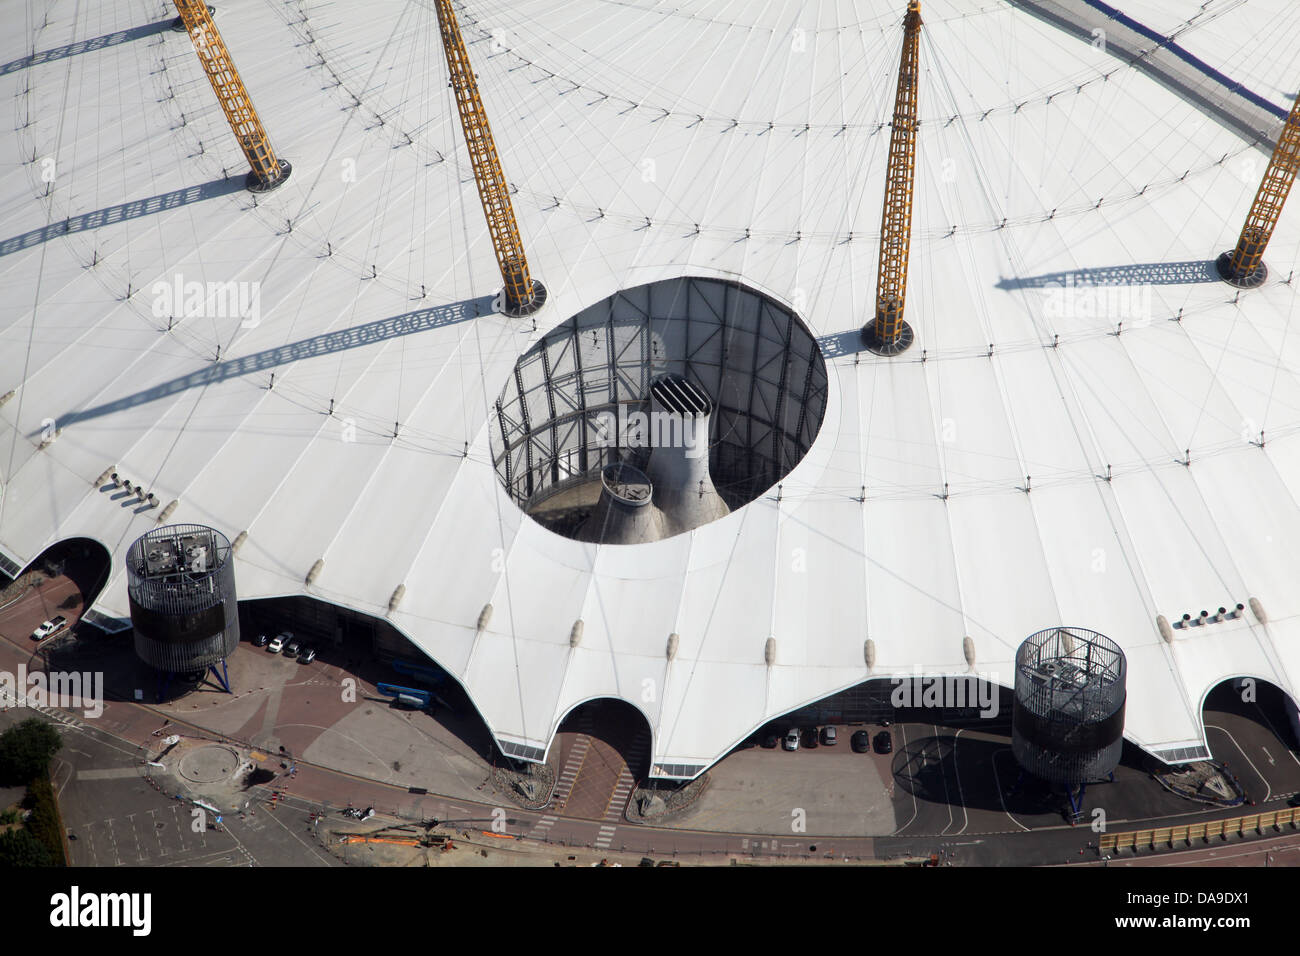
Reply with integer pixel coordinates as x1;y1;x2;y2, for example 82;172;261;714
490;277;828;543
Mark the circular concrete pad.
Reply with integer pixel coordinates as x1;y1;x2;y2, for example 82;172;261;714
177;745;241;784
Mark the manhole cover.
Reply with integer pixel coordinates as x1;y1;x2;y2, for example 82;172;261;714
177;745;241;784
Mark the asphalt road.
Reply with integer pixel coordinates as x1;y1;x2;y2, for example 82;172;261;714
3;568;1299;867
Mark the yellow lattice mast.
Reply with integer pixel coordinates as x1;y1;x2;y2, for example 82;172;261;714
862;1;923;355
172;1;291;192
434;0;546;316
1218;90;1300;288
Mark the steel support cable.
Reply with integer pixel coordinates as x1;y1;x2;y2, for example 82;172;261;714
803;15;902;497
465;0;790;440
916;21;1104;596
433;0;621;313
923;24;1248;633
2;0;81;531
235;5;489;458
468;0;801;263
148;4;484;537
321;3;422;436
473;3;790;733
466;0;753;289
370;5;443;432
982;9;1300;471
469;1;1154;138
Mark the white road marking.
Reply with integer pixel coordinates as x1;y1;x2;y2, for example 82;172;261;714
948;728;970;836
935;726;956;836
526;814;557;840
990;748;1031;832
1147;840;1300;867
1248;701;1300;767
1207;723;1271;802
895;723;919;834
256;805;332;866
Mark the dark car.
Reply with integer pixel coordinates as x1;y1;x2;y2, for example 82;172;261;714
283;641;301;659
761;733;779;749
851;730;871;753
252;633;269;647
801;727;819;749
298;646;316;664
820;726;838;746
873;731;893;755
1289;792;1300;808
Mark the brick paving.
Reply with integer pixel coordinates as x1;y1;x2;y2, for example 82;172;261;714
3;565;1297;867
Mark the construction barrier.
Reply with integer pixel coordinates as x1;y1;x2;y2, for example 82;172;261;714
1099;805;1299;854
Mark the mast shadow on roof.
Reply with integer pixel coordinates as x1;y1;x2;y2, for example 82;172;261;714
996;260;1219;290
50;295;493;432
0;175;247;259
799;262;1219;360
1;19;175;76
816;330;866;358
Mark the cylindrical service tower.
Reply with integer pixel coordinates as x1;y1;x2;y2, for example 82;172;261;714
1011;626;1126;787
577;462;668;544
127;524;239;672
644;373;730;535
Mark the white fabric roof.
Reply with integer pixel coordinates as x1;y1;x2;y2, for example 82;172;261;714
2;0;1299;773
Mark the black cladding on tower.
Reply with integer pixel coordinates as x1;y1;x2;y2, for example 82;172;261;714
1011;626;1127;787
126;524;239;673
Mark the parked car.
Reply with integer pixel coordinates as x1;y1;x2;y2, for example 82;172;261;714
821;726;838;746
1289;792;1300;808
298;646;316;664
266;635;285;654
761;733;779;749
30;616;68;641
782;728;800;751
252;633;269;647
851;730;871;753
283;641;301;659
873;730;893;755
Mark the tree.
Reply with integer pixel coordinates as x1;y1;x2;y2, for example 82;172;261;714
0;827;53;867
0;718;62;786
24;776;65;866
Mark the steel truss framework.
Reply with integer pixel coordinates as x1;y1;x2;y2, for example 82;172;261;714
491;278;828;522
1221;88;1300;287
172;0;290;191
